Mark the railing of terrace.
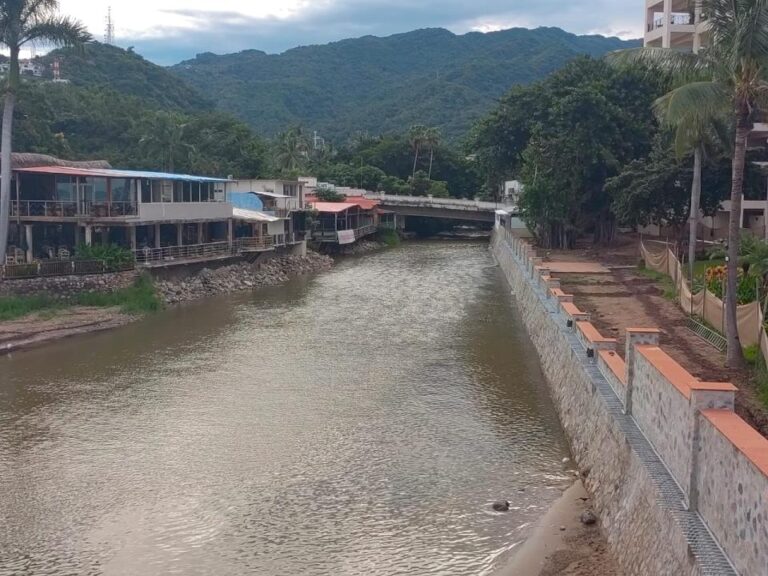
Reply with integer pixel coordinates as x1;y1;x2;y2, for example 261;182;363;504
236;236;274;252
133;241;232;265
0;259;134;280
11;200;138;218
12;200;78;218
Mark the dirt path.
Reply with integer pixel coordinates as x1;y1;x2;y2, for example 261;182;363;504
547;236;768;438
0;307;134;354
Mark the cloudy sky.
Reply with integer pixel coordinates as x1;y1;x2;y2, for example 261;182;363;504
57;0;643;64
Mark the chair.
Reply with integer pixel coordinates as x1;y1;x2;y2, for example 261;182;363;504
57;247;70;260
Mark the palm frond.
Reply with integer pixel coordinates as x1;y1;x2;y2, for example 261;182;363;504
605;47;708;77
21;15;91;48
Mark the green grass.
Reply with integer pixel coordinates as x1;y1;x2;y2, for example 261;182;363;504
0;274;162;321
635;267;678;301
75;273;162;314
0;294;64;321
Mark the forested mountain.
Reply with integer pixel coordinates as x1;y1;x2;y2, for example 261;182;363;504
171;27;639;141
42;43;213;113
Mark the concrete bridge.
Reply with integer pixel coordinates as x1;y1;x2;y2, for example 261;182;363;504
364;193;516;223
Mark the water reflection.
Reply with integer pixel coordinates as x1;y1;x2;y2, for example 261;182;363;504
0;241;570;576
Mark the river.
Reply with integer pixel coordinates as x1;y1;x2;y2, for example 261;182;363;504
0;241;571;576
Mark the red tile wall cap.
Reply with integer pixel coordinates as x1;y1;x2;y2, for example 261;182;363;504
599;349;627;384
701;409;768;477
576;320;618;344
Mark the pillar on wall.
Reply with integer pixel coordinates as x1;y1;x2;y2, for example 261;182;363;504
154;224;161;249
197;222;204;244
129;226;137;251
84;225;93;247
227;219;234;249
24;224;33;263
624;328;661;415
687;384;737;511
176;223;183;247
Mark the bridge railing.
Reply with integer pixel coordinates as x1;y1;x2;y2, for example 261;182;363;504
366;193;515;213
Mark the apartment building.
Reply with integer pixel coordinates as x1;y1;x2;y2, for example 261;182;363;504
644;0;709;52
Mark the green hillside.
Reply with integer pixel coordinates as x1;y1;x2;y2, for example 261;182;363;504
42;42;213;113
170;27;639;140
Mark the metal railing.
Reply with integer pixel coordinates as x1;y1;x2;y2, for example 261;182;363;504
311;222;377;242
11;200;138;218
236;236;274;252
367;193;507;213
1;259;134;280
12;200;78;218
82;201;138;217
133;241;232;265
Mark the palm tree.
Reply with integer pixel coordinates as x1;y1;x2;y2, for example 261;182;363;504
424;127;441;179
408;124;427;179
608;0;768;367
273;126;309;174
0;0;90;261
139;112;195;173
653;86;729;283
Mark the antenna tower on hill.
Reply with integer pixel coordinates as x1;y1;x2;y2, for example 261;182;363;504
105;7;115;45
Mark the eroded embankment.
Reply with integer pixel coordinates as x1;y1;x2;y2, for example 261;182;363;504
491;229;741;576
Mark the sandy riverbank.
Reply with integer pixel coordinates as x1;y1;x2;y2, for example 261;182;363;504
498;480;620;576
0;306;135;354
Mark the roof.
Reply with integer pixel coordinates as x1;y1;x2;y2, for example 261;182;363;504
16;165;229;183
306;195;379;211
233;207;280;223
344;196;380;210
251;190;289;199
8;153;111;170
310;201;358;213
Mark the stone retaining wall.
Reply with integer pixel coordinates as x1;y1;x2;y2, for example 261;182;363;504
153;252;333;304
491;227;760;576
0;270;138;299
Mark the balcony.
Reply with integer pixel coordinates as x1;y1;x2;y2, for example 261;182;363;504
11;200;138;219
648;12;693;32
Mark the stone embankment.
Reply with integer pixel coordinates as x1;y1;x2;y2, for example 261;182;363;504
491;228;766;576
0;270;138;298
155;252;333;304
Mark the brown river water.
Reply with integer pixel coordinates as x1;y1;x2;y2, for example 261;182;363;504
0;241;571;576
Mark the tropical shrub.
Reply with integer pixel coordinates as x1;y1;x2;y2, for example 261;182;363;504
75;244;135;271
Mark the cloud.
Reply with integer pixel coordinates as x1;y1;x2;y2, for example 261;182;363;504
59;0;642;64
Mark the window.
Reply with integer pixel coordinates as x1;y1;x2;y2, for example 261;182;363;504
174;181;183;202
141;179;152;203
55;176;76;201
111;179;134;203
83;177;107;203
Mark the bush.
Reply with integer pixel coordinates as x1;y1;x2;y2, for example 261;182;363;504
75;244;135;271
314;186;346;202
376;228;400;247
704;265;757;304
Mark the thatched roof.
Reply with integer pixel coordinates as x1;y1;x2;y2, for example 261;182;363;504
9;153;112;170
